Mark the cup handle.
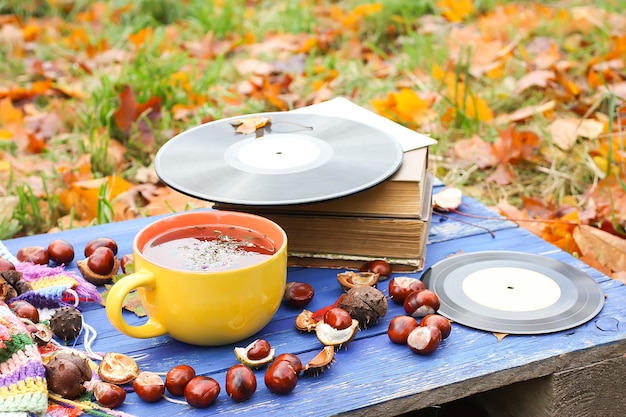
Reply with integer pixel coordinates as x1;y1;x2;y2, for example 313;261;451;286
105;269;167;339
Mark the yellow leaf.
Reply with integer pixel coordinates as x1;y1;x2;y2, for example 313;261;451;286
437;0;474;22
59;175;133;221
0;98;22;125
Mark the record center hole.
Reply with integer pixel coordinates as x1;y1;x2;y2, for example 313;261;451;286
507;286;515;290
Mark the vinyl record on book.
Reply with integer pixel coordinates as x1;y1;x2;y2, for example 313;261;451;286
154;112;404;205
421;251;605;334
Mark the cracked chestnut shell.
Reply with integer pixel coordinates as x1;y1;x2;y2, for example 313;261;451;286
77;250;120;285
303;345;335;376
315;307;359;347
337;271;379;291
233;338;275;368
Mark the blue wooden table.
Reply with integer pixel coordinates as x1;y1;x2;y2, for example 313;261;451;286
3;182;625;416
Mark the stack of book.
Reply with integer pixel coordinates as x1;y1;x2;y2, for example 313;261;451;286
214;98;436;272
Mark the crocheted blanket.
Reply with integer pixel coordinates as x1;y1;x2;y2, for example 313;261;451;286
1;242;136;417
0;301;48;416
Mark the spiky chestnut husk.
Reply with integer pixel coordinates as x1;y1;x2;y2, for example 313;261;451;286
44;352;92;399
50;306;83;342
339;285;388;329
303;346;335;376
76;256;120;285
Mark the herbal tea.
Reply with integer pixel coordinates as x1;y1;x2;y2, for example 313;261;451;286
142;224;276;272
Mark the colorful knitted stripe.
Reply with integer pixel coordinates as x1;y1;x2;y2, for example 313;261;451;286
0;303;48;415
14;263;101;306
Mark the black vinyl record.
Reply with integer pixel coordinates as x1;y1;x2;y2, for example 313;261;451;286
422;251;605;334
154;112;404;205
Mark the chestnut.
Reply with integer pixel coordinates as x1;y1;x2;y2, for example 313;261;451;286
184;375;220;408
234;339;275;368
323;307;353;330
388;277;425;305
87;246;116;276
225;364;257;403
420;314;452;340
0;257;16;271
133;371;165;403
360;259;392;280
16;246;49;265
387;315;419;345
166;364;196;396
283;281;315;308
93;381;126;409
120;254;134;274
84;237;118;257
48;239;75;264
403;289;440;318
274;353;303;374
407;326;442;355
8;300;39;323
264;360;298;395
247;339;272;361
315;307;359;347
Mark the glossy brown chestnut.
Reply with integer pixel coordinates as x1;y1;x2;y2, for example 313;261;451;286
120;254;134;274
403;289;440;318
264;360;298;395
247;339;272;361
225;364;257;402
274;353;303;374
93;382;126;408
48;239;75;264
184;375;220;408
420;314;452;339
166;365;196;396
9;300;39;323
84;237;118;257
360;259;392;280
323;307;353;330
0;257;16;271
388;277;425;305
387;315;419;345
283;281;315;308
87;247;116;276
407;326;442;355
133;371;165;403
16;246;49;265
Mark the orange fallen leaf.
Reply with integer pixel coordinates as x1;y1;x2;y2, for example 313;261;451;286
493;333;508;342
514;70;556;94
573;224;626;273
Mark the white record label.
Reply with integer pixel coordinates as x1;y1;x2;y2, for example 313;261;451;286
462;267;562;312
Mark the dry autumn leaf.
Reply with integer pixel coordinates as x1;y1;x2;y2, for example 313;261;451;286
573;225;626;273
230;116;272;134
549;118;605;150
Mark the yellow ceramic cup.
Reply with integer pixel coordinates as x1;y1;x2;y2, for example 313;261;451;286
105;210;288;346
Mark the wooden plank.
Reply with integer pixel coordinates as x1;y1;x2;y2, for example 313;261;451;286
472;354;626;417
1;198;625;416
